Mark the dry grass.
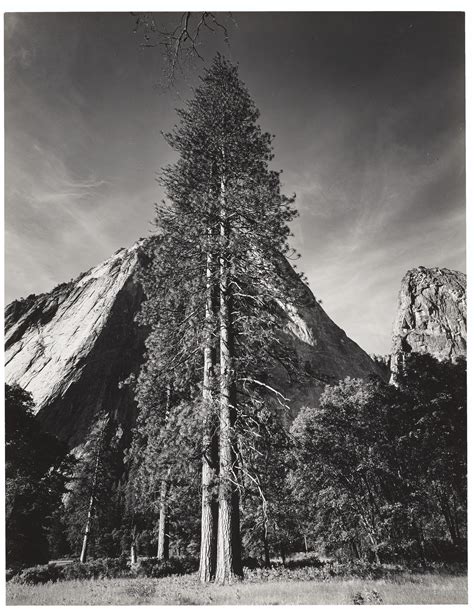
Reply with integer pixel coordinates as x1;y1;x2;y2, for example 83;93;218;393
6;572;467;605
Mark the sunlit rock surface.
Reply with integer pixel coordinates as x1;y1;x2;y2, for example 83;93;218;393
274;257;385;413
5;239;383;447
389;266;466;383
5;241;147;448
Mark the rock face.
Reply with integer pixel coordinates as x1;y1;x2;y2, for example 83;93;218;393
389;266;466;382
5;241;148;449
275;257;386;413
5;239;383;448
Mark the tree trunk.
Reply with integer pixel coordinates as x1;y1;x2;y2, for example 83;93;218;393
262;502;271;567
157;474;170;560
371;540;381;565
130;542;138;565
79;500;93;564
80;445;101;563
130;523;138;565
440;498;458;545
157;390;172;561
357;511;381;565
199;245;219;583
263;531;271;568
414;522;426;566
372;547;381;565
215;175;243;585
352;540;361;560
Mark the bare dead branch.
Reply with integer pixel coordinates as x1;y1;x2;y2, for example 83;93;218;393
131;12;234;87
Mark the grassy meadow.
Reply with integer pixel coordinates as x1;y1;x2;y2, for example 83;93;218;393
7;572;467;605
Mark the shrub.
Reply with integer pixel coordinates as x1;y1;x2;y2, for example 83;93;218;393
242;556;263;569
62;557;130;580
286;555;325;570
11;564;63;585
177;556;199;574
6;568;20;582
243;560;404;583
133;556;197;578
11;557;131;584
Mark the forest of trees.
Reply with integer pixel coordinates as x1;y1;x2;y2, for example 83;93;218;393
5;353;467;574
5;56;467;580
5;385;73;569
291;354;467;564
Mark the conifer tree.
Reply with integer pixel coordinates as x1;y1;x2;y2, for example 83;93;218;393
5;384;73;568
126;380;202;559
64;415;125;561
136;54;299;584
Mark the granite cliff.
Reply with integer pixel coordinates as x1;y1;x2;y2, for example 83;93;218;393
5;239;383;448
5;241;148;448
390;266;466;383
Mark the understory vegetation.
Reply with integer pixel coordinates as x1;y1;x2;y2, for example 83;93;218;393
7;568;468;606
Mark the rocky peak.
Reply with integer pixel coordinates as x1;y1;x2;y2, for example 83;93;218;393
389;266;466;383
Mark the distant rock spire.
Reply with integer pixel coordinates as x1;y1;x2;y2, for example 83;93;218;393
389;266;466;384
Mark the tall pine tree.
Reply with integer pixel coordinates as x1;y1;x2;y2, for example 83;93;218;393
136;54;300;584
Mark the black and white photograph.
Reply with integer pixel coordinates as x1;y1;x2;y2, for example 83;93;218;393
3;7;467;605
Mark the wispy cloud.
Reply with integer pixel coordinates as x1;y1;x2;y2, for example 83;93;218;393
4;13;465;357
286;106;465;355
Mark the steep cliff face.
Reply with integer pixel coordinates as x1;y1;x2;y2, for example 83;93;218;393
274;257;385;412
5;241;148;448
5;239;383;447
390;266;466;382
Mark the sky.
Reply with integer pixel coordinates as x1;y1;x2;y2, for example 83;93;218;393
4;12;465;356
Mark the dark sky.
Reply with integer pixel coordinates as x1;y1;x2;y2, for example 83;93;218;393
4;12;465;355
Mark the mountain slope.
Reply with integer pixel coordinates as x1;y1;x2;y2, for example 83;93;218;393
5;241;147;448
5;239;383;447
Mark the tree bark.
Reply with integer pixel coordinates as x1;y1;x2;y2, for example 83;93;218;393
80;443;101;563
263;529;271;568
130;542;138;565
215;175;243;585
130;523;138;565
262;501;271;567
156;388;172;560
440;497;458;545
199;244;219;583
157;474;170;560
352;539;361;560
414;521;426;565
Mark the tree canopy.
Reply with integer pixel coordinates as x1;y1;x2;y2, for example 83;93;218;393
5;384;74;569
290;354;466;563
